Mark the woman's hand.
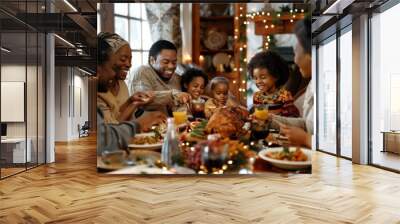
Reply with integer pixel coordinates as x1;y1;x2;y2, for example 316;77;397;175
131;91;155;106
279;123;311;148
135;111;166;132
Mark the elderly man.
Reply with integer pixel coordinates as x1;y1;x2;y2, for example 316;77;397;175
129;40;190;115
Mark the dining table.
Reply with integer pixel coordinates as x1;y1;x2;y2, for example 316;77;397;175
97;124;312;175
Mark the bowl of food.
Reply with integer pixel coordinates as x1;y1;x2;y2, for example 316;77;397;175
258;147;312;170
128;132;163;150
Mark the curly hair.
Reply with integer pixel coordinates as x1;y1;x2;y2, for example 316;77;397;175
247;50;289;88
180;68;209;92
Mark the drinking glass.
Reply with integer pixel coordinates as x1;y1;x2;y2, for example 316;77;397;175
133;80;151;92
173;104;189;126
254;105;269;121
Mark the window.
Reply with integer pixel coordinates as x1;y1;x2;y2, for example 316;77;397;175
370;2;400;171
114;3;152;89
339;28;352;158
317;36;337;155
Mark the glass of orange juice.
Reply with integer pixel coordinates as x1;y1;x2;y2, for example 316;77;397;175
173;111;188;125
254;105;269;121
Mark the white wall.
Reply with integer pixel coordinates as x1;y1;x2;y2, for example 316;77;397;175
1;65;37;138
54;67;89;141
1;64;46;163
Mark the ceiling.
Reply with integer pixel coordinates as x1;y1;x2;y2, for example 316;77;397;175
311;0;390;43
0;0;96;73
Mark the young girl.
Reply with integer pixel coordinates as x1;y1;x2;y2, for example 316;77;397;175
248;51;299;117
204;77;240;118
180;68;209;101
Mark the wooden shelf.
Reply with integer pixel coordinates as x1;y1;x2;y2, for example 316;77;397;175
192;3;246;102
200;16;234;21
200;49;234;55
213;72;238;79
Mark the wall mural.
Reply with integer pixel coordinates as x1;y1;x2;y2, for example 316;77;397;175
145;3;182;62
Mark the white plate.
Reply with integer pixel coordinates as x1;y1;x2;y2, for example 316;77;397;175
212;52;231;68
108;165;173;175
258;147;312;170
98;150;161;170
128;133;163;150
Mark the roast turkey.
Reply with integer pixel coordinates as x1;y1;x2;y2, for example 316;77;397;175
205;106;249;138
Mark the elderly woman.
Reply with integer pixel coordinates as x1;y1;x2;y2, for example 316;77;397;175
97;32;154;124
97;33;166;155
269;17;313;148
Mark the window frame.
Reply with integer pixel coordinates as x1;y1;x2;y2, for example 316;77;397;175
315;21;353;161
368;0;400;173
114;3;150;66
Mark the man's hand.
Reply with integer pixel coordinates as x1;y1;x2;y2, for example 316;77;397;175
135;111;166;132
279;123;311;148
175;92;192;104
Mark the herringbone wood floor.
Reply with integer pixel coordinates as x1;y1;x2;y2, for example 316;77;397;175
1;135;400;224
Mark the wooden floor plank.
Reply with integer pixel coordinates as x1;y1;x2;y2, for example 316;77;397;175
0;135;399;223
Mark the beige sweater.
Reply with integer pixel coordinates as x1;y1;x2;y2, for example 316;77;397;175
129;65;182;115
97;80;131;124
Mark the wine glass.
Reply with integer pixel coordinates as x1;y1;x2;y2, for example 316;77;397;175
250;120;270;150
201;143;228;174
191;98;206;118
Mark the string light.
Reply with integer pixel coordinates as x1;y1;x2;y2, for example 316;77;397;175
261;12;265;15
267;12;270;16
242;80;246;84
235;16;239;20
243;58;247;62
290;9;293;13
243;44;247;48
290;19;294;23
293;15;296;18
239;47;243;51
239;6;243;10
295;9;298;12
263;19;266;23
271;24;275;28
301;9;304;13
240;14;243;17
233;80;237;84
234;35;238;39
239;68;243;72
265;25;269;29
